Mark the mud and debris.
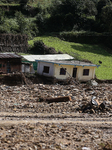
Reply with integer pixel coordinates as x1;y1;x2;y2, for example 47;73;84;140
0;75;112;149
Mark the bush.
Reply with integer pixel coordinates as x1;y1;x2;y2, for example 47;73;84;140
29;40;58;54
29;40;45;54
59;31;112;49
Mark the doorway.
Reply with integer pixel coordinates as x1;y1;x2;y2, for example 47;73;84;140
7;62;11;73
72;68;77;78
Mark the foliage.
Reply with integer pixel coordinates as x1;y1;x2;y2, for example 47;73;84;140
29;40;45;54
100;5;112;32
59;31;112;50
95;0;112;32
28;36;112;80
0;0;112;33
46;0;83;31
15;11;38;39
29;39;58;54
83;0;97;16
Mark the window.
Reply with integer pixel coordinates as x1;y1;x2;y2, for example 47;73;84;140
83;69;89;76
0;64;2;68
43;66;50;73
60;68;66;75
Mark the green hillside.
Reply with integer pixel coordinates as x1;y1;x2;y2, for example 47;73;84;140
28;36;112;80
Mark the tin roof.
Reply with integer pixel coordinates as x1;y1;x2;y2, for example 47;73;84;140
22;54;74;62
36;60;100;67
0;53;22;59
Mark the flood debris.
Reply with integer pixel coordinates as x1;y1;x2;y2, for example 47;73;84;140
0;82;111;114
40;96;72;103
99;101;106;110
80;96;110;113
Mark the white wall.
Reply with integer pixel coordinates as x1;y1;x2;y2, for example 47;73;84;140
54;64;74;79
37;61;54;77
76;66;96;81
22;64;30;73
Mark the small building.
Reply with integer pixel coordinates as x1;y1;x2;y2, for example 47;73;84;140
36;60;99;81
22;54;74;71
0;53;22;74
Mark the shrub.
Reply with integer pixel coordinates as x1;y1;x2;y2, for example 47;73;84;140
59;31;112;49
29;40;58;54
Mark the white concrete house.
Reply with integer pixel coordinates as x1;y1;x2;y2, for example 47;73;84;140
36;60;99;81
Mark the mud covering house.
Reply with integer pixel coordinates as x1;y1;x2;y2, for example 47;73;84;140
36;60;99;81
0;53;22;74
22;54;74;71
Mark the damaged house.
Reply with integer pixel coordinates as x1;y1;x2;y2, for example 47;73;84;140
22;54;74;72
36;60;99;81
0;53;22;74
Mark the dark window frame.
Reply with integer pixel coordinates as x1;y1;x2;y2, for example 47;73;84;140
83;69;89;76
43;66;50;73
60;68;66;75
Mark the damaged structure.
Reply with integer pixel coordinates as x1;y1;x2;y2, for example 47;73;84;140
22;54;100;82
36;60;99;81
22;54;74;71
0;53;22;74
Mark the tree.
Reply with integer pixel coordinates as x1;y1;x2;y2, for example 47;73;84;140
95;0;112;32
19;0;29;6
83;0;97;16
97;0;111;16
15;11;38;38
46;0;84;31
101;5;112;32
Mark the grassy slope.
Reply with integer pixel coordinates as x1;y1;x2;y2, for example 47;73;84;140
28;36;112;80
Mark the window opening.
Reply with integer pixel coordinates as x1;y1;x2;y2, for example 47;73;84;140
83;69;89;76
60;68;66;75
43;66;50;73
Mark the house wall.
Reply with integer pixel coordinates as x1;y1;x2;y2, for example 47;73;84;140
22;64;30;73
76;66;96;81
54;64;74;79
54;64;96;81
0;58;21;73
22;64;35;73
37;61;54;76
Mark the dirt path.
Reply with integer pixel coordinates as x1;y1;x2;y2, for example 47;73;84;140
0;112;112;125
0;119;112;125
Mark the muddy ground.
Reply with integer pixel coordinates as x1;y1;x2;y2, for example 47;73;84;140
0;80;112;150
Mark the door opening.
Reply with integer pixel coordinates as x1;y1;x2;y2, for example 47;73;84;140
72;68;77;78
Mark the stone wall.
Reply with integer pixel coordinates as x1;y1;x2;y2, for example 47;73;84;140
0;34;28;53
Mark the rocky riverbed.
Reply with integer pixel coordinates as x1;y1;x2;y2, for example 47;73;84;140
0;82;112;149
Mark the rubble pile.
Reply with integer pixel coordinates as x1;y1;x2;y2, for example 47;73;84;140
0;122;112;150
0;83;112;114
0;82;112;150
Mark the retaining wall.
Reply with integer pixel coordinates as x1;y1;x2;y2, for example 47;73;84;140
0;34;28;53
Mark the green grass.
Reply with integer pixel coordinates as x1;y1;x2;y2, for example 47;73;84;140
0;3;20;6
0;0;52;7
28;0;52;7
28;36;112;80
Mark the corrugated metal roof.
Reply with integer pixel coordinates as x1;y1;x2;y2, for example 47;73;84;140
22;54;74;62
36;60;100;67
0;53;22;59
